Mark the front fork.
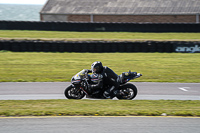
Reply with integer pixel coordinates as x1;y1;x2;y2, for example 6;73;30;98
71;84;88;95
80;87;89;95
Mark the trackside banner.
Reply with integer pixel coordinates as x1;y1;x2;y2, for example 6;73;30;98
175;44;200;53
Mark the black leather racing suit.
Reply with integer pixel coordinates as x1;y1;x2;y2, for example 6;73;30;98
89;66;120;98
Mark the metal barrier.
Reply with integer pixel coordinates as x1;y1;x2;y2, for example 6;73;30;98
0;21;200;32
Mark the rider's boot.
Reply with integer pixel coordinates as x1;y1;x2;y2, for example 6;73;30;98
113;90;125;97
103;86;115;99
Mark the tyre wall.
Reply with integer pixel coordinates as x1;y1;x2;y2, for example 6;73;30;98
0;40;199;53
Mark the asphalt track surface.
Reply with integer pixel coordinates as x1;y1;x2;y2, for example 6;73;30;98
0;82;200;100
0;116;200;133
1;83;200;133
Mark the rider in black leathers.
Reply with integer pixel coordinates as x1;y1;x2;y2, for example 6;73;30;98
87;61;120;98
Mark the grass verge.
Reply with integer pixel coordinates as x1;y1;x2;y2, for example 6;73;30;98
0;52;200;82
0;100;199;117
1;30;200;41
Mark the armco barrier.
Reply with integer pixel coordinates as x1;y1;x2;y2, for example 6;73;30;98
0;21;200;32
0;40;199;53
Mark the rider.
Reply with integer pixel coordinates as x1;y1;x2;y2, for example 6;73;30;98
87;61;120;99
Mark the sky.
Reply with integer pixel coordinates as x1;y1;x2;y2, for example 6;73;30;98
0;0;47;5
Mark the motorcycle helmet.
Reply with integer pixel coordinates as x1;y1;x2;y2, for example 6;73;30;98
91;61;103;74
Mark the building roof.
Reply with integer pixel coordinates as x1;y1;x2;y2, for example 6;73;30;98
41;0;200;15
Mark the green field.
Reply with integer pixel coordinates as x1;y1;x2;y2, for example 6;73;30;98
0;52;200;82
0;100;199;117
1;31;200;82
1;30;200;41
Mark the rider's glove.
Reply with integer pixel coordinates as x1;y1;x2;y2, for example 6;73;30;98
85;69;92;73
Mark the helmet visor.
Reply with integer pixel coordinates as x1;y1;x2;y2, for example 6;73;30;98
92;68;97;73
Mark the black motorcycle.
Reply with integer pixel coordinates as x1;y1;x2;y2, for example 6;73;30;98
64;69;142;100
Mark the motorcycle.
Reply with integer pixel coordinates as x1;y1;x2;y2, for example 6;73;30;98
64;69;142;100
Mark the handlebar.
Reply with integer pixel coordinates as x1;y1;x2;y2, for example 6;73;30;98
135;73;142;79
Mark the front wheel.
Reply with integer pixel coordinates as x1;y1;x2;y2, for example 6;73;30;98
64;85;85;99
116;83;137;100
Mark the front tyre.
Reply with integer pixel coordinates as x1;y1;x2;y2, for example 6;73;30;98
64;85;85;99
116;83;137;100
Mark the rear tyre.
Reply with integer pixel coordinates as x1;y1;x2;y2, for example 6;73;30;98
64;85;85;99
116;83;137;100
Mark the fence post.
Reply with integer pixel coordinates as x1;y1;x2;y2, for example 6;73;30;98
196;13;200;24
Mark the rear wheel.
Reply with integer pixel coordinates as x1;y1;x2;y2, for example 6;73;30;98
64;85;85;99
116;83;137;100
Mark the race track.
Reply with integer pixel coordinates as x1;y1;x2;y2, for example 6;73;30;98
0;82;199;100
0;82;200;133
0;116;200;133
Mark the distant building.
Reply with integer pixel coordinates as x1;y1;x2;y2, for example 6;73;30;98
40;0;200;23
